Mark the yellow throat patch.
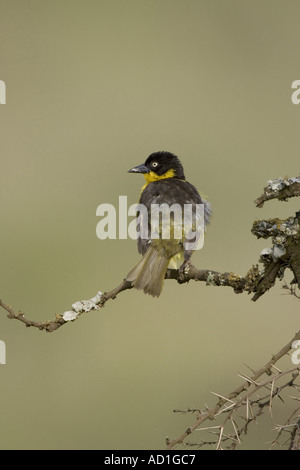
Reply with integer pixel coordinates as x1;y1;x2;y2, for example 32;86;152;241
141;169;176;192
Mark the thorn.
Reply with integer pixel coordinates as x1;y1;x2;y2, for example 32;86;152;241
242;362;256;374
271;364;282;373
269;381;275;418
216;426;224;450
237;372;259;386
210;391;236;404
231;417;241;445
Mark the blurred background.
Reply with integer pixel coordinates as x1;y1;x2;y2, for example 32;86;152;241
0;0;299;450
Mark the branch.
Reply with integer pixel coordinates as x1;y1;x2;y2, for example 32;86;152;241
251;212;300;300
289;420;300;451
255;177;300;207
0;174;300;452
166;329;300;450
1;175;299;330
0;299;66;333
273;408;300;450
0;269;252;331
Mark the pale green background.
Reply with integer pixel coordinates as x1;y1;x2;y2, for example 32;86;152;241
0;0;299;450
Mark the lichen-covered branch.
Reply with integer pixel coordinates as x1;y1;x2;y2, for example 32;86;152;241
0;175;299;331
0;269;254;332
255;177;300;207
0;174;299;453
164;176;300;449
251;212;300;300
249;176;300;300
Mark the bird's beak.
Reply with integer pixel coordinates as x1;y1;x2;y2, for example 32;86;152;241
128;163;149;174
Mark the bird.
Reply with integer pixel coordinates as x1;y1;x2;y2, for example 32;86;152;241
126;151;211;297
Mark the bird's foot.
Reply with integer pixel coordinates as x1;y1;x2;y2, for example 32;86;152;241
178;260;191;283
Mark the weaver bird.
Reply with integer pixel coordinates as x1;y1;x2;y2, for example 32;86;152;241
126;151;211;297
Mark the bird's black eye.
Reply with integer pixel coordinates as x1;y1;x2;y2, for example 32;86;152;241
152;162;158;168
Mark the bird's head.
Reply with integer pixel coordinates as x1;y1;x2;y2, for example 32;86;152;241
128;151;185;183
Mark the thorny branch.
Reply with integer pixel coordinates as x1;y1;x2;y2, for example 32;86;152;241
166;326;300;450
0;175;299;450
273;408;300;450
165;176;300;450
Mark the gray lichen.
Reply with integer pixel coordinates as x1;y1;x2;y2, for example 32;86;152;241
267;176;300;192
260;244;286;262
253;216;299;242
63;291;103;322
206;271;216;286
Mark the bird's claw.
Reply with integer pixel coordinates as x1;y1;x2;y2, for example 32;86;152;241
178;260;191;283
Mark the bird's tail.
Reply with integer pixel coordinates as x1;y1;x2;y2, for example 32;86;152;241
126;246;170;297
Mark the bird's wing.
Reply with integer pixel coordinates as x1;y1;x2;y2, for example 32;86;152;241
137;179;211;254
